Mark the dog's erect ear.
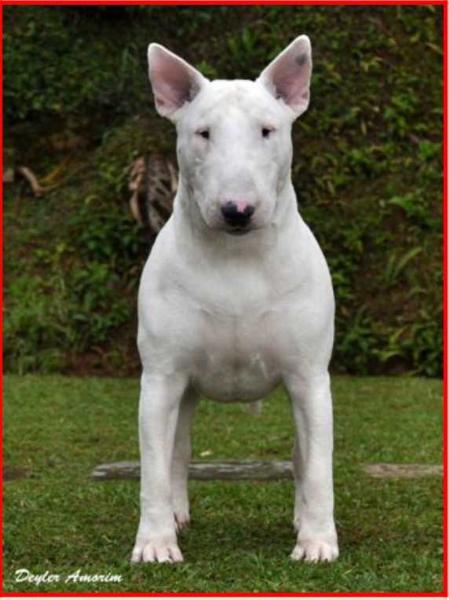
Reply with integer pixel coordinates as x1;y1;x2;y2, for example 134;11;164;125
257;35;312;119
148;44;208;121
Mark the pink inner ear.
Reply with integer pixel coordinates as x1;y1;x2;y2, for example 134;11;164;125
150;50;199;116
270;53;310;109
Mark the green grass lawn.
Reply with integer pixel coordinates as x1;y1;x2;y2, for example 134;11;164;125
3;375;444;593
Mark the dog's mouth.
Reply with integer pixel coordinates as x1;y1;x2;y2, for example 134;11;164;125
224;225;252;236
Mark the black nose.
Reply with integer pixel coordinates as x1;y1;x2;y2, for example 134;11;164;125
221;202;255;228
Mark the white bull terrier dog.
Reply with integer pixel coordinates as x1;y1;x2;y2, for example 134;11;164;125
131;35;339;564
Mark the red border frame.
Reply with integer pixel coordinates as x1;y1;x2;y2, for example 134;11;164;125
0;1;446;4
1;1;447;598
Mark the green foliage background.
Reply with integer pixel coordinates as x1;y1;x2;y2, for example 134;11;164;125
4;5;443;377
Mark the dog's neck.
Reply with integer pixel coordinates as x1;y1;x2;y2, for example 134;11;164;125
172;175;300;261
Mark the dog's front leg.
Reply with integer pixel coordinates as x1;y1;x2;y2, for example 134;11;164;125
285;371;339;562
131;372;187;563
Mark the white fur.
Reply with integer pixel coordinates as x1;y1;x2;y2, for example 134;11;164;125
131;36;338;564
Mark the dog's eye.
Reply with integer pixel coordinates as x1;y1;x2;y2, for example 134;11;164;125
196;129;210;140
262;127;274;139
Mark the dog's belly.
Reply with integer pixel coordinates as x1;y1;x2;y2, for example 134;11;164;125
194;356;281;402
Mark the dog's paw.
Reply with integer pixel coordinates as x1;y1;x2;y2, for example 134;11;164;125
131;539;183;564
172;492;190;532
174;509;190;532
290;539;339;563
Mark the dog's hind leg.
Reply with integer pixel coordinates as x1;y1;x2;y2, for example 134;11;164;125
171;387;198;531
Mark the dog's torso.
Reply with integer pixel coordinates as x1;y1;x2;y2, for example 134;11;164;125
138;187;334;403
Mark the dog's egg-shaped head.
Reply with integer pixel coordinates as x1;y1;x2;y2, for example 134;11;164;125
147;37;312;235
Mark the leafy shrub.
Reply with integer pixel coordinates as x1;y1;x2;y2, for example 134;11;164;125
4;5;443;377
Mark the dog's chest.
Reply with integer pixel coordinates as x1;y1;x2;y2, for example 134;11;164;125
190;302;283;402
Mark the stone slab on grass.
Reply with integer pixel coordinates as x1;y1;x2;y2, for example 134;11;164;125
91;460;443;481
